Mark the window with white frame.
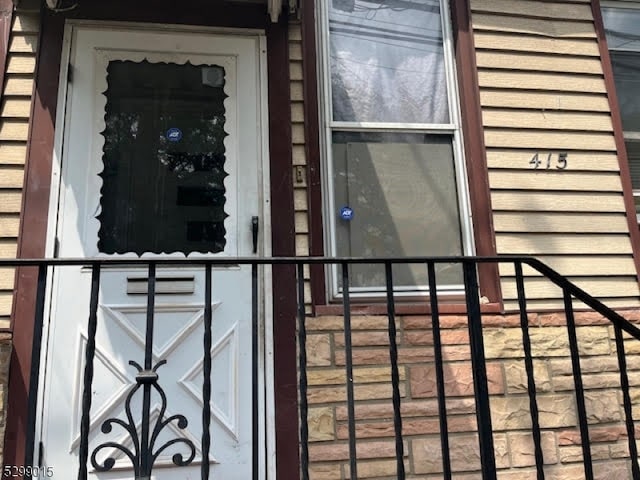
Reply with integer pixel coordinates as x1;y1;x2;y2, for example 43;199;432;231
318;0;473;297
603;4;640;221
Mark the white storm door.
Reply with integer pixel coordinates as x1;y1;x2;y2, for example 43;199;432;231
40;25;266;480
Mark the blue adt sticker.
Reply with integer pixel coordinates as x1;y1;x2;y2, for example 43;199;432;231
166;127;183;142
340;206;354;221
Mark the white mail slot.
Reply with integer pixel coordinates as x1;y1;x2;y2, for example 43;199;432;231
126;276;195;295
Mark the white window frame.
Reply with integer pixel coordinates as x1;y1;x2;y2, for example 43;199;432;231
602;1;640;222
316;0;476;300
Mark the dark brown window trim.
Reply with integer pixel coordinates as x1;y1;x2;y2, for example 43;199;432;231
592;0;640;286
4;4;300;477
301;0;503;307
301;0;326;311
449;0;502;304
315;302;503;316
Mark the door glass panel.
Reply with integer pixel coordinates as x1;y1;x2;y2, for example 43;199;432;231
98;60;228;255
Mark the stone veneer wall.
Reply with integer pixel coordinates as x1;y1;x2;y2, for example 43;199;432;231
304;310;640;479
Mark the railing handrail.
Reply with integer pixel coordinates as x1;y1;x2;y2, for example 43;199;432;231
521;256;640;341
9;254;640;479
4;255;640;341
0;253;595;266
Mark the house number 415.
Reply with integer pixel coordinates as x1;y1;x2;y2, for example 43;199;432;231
530;152;568;170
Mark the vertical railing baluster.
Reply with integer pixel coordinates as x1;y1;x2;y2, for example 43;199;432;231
202;263;213;480
613;326;640;479
563;289;593;480
384;262;404;479
515;261;545;480
86;260;195;477
297;262;310;480
463;261;496;480
342;261;358;480
252;263;259;480
427;262;451;480
21;256;640;479
139;262;157;478
78;263;101;480
25;264;48;479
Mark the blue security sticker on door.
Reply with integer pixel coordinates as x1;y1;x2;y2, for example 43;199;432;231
340;206;354;221
166;127;183;142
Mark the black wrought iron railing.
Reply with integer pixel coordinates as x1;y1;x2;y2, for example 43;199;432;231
3;256;640;480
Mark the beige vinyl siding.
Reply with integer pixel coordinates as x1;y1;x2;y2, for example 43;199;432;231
491;191;626;212
0;7;38;328
472;0;593;19
493;212;629;233
289;22;313;307
471;1;640;309
480;90;611;112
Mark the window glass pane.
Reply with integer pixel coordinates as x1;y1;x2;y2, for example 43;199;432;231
602;7;640;50
329;0;449;124
610;51;640;132
98;60;228;255
627;141;640;186
604;7;640;216
332;132;463;289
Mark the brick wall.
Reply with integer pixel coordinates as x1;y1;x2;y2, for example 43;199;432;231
303;310;640;479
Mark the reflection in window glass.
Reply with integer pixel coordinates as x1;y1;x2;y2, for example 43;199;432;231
610;52;640;132
602;7;640;50
98;61;228;255
329;0;449;123
333;132;463;288
322;0;466;296
610;52;640;203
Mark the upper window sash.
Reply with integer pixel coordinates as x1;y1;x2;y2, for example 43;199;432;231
603;8;640;140
600;5;640;232
602;5;640;51
322;0;458;128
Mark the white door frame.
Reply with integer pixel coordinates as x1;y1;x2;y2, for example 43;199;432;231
36;20;275;479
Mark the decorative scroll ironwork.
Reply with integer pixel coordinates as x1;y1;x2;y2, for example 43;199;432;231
12;256;640;480
82;264;199;480
90;360;196;478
